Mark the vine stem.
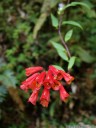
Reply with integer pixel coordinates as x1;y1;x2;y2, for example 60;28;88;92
58;15;71;58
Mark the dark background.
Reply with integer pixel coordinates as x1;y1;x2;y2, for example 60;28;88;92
0;0;96;127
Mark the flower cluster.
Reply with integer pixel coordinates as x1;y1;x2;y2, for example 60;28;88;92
20;65;74;107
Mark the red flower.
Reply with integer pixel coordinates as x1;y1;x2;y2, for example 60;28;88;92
59;85;69;102
40;88;50;107
25;66;43;76
49;65;58;74
36;71;46;85
29;80;39;91
43;70;53;89
20;84;28;92
28;90;39;105
20;73;39;91
51;79;61;91
30;71;46;91
20;65;74;107
49;65;63;80
61;71;74;84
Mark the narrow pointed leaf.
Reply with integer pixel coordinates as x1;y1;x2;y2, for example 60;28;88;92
65;29;73;42
57;50;69;61
51;14;58;28
68;56;76;70
51;41;68;61
51;41;66;52
62;21;83;30
63;2;90;11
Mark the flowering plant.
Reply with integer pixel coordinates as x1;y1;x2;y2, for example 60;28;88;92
20;1;89;107
20;65;74;107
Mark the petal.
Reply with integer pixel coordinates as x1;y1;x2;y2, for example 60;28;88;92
40;99;49;107
25;66;43;76
28;90;39;105
45;70;53;81
30;80;41;91
40;88;50;107
51;79;61;91
49;66;63;80
43;70;54;89
21;73;39;91
59;85;69;102
25;73;39;82
36;71;46;85
61;71;74;84
20;84;28;92
43;80;52;89
49;65;59;75
40;88;50;101
55;72;63;80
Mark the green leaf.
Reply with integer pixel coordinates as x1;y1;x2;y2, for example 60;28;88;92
51;41;68;61
68;56;76;70
65;29;73;42
76;47;94;63
51;14;58;28
51;41;66;52
53;65;64;70
63;2;90;11
62;21;83;30
57;50;69;61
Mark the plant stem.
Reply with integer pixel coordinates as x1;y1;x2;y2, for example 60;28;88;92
58;15;71;58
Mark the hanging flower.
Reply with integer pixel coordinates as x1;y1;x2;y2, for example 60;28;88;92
36;71;46;85
51;79;61;91
43;70;53;89
20;73;39;91
25;66;43;76
40;88;50;107
30;71;46;91
28;90;39;105
49;65;63;80
61;70;74;84
59;85;69;102
20;65;74;107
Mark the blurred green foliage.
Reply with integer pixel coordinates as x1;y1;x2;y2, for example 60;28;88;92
0;0;96;127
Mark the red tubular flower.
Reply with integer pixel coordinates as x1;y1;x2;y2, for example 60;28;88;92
20;65;74;107
59;85;69;102
23;73;39;82
36;71;46;85
51;79;61;91
20;73;39;91
61;71;74;84
25;66;43;76
40;88;50;107
20;84;28;92
29;80;39;91
49;65;63;80
43;70;53;89
28;90;39;105
49;65;58;74
30;71;46;90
